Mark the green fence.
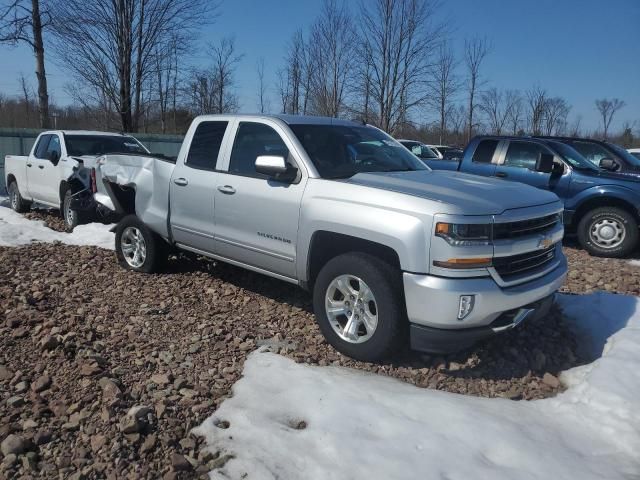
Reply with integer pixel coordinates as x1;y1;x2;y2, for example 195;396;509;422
0;129;184;193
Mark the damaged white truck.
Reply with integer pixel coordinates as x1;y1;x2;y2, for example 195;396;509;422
5;130;149;230
79;114;567;361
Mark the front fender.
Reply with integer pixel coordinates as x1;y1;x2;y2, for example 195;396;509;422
297;197;431;282
567;184;640;215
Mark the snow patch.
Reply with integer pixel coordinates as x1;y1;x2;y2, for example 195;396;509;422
195;293;640;479
0;200;114;249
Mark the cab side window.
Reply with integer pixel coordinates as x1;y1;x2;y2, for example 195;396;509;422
34;135;53;159
45;136;61;160
503;142;547;169
228;122;289;178
472;140;498;163
186;121;228;170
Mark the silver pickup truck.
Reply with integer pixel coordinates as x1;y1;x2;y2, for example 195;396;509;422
89;114;567;361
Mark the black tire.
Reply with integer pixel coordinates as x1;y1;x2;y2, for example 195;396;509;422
62;189;80;232
8;181;31;213
577;207;638;258
115;215;167;273
312;252;406;362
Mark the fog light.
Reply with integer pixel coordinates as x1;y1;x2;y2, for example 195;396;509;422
458;295;475;320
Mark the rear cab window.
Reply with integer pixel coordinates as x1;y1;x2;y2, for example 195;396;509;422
186;121;229;170
472;140;499;163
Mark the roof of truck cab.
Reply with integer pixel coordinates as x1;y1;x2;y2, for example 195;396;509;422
42;130;133;137
193;114;362;127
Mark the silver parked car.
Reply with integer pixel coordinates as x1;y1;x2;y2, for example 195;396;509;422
84;115;567;361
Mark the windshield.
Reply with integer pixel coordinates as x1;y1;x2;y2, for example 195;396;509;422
631;151;640;160
289;124;428;179
401;141;439;160
607;142;640;168
64;135;148;157
549;141;599;171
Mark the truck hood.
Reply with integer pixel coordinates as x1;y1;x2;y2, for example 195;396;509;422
344;170;560;215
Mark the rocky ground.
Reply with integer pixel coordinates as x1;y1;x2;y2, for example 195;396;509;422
0;224;638;478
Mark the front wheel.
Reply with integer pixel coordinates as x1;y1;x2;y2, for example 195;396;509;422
8;181;31;213
577;207;638;258
312;252;406;362
62;189;80;231
115;215;167;273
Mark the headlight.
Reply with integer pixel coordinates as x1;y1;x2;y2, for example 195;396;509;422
435;222;491;246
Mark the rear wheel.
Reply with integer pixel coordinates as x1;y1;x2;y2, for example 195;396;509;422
577;207;638;258
115;215;167;273
312;252;406;362
8;181;31;213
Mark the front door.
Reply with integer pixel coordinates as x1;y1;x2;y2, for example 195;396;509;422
494;140;570;194
213;120;307;279
169;119;231;253
27;134;55;205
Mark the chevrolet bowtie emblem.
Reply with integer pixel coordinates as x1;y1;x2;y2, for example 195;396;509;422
538;236;554;249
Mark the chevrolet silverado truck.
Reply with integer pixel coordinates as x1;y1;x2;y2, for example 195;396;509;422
429;136;640;258
89;115;567;362
5;130;149;230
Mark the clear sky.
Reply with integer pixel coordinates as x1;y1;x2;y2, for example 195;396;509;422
0;0;638;132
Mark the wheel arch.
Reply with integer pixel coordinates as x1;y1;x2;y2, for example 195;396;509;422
573;195;639;229
304;231;402;290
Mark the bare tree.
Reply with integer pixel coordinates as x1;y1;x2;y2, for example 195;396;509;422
18;73;32;121
543;97;570;135
595;98;625;139
479;87;509;135
1;0;51;127
357;0;443;133
526;85;547;135
256;57;268;113
429;41;459;144
505;89;524;135
307;0;355;117
209;37;243;114
568;114;582;137
153;34;180;133
51;0;213;132
463;36;490;140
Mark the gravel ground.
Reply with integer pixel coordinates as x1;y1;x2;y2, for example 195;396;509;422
0;218;638;478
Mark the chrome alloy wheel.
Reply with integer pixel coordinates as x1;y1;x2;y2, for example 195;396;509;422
120;226;147;268
64;196;76;228
589;217;625;249
325;274;378;344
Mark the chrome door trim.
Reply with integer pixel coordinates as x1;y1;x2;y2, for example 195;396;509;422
172;225;215;240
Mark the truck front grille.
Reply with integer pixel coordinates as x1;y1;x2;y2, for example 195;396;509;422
493;214;559;240
493;245;556;279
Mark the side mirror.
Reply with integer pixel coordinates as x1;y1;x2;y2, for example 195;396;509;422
599;158;617;171
48;150;60;165
255;155;290;177
551;162;564;175
535;153;554;173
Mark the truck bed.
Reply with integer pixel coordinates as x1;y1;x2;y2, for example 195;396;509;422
93;154;176;239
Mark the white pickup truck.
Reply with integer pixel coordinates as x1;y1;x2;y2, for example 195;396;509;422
5;130;149;230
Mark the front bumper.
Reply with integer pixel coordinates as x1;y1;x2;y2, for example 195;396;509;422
403;253;567;353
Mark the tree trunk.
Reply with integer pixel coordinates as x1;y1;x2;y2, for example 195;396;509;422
31;0;49;128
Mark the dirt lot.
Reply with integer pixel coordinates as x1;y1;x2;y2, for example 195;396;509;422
1;210;638;478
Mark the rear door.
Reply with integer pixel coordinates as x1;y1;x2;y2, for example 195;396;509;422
213;119;307;279
169;119;232;253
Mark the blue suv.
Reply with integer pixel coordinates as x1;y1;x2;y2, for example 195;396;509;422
441;136;640;258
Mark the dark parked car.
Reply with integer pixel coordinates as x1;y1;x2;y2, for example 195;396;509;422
537;137;640;175
427;135;640;258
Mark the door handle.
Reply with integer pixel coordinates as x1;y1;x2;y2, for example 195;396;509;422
173;178;188;186
217;185;236;195
27;163;32;167
495;172;508;178
38;165;45;169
